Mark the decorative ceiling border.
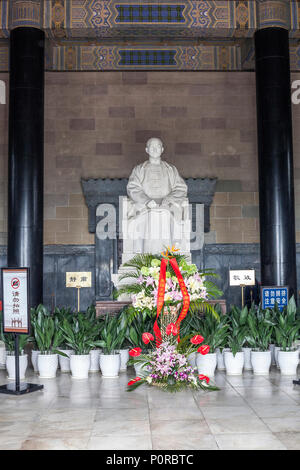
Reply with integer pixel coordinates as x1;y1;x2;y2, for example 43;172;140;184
0;1;259;39
1;1;300;38
0;41;300;72
48;43;241;70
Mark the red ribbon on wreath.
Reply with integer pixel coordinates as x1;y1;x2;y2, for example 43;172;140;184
153;248;190;348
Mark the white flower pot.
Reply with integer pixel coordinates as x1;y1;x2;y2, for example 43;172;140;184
251;350;271;375
188;352;196;369
70;354;91;379
224;351;244;375
117;349;129;371
274;346;280;368
38;354;58;378
242;347;252;370
196;352;217;377
0;342;6;369
216;348;230;370
278;349;299;376
31;350;40;372
269;344;276;366
6;354;27;380
89;349;101;372
100;354;120;378
58;349;74;373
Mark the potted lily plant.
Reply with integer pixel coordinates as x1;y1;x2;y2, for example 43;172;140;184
0;332;30;380
125;313;155;376
98;314;128;378
59;313;102;379
30;304;47;372
274;297;300;375
228;305;253;370
31;309;64;378
224;330;246;375
52;307;74;372
184;312;229;377
247;309;274;375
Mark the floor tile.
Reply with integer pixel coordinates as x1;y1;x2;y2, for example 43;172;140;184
151;419;210;436
21;438;89;450
214;432;287;450
152;433;218;450
95;407;149;422
275;432;300;450
205;415;270;434
150;406;203;421
87;435;152;450
92;419;151;436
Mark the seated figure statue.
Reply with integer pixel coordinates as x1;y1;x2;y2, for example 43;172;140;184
120;137;191;261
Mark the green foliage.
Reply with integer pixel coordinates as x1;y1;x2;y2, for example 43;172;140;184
31;308;65;354
97;314;128;354
59;313;102;355
246;308;275;351
124;311;155;350
273;296;300;350
180;310;229;353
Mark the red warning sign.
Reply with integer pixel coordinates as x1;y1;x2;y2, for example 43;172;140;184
11;278;20;289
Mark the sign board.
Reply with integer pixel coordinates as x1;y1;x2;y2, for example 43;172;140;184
1;268;30;334
66;272;92;288
261;286;288;311
229;269;255;287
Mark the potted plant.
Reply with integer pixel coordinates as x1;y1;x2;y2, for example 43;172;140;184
224;331;245;375
247;309;274;375
89;316;105;373
275;297;300;375
1;333;30;380
49;307;74;373
185;313;229;377
98;314;127;378
125;313;155;376
114;310;131;371
268;304;281;366
59;313;102;379
228;305;253;370
29;305;44;372
31;309;64;378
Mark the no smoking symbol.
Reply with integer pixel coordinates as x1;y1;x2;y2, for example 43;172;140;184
11;278;20;289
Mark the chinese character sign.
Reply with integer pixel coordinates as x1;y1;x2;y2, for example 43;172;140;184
229;270;255;287
261;286;288;311
66;272;92;288
2;268;29;334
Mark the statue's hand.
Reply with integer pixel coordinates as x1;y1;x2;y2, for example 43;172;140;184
147;200;158;209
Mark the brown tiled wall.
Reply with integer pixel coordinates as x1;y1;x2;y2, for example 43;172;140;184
1;70;300;245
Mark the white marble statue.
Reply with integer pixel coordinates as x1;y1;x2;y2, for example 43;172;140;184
121;137;191;259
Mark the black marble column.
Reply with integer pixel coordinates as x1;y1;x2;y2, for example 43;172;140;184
7;28;45;307
255;27;297;298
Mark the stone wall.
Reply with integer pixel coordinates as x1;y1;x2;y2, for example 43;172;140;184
0;70;300;245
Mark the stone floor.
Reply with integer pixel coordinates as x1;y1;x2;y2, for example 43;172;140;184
0;366;299;450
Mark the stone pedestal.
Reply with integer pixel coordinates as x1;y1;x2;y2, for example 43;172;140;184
95;299;227;317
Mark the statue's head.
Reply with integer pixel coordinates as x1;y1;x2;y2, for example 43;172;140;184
146;137;164;161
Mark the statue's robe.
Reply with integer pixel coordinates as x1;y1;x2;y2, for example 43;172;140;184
126;161;188;254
